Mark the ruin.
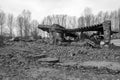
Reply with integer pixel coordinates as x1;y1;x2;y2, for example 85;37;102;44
38;20;118;47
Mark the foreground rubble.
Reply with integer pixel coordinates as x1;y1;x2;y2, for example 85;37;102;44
0;40;120;80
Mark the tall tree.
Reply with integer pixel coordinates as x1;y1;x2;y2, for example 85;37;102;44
7;13;14;37
30;20;39;39
110;11;119;31
103;12;109;21
96;11;103;24
66;16;77;28
0;10;5;35
17;15;24;37
84;7;93;26
22;10;31;38
118;8;120;33
78;16;85;28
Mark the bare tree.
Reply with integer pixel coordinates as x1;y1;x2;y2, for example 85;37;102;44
110;11;119;31
42;16;52;25
94;11;103;24
30;20;39;39
90;14;95;25
118;8;120;33
7;13;14;37
66;16;77;28
84;7;93;26
78;16;85;28
17;15;24;37
0;10;5;35
42;15;67;26
22;10;31;38
97;11;104;23
42;15;68;37
103;12;109;21
61;15;67;27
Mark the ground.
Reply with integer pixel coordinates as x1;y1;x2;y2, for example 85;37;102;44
0;39;120;80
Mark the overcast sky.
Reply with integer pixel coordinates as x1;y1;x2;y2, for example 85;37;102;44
0;0;120;22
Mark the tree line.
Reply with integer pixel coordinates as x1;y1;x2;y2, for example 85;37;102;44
0;8;120;38
0;9;39;39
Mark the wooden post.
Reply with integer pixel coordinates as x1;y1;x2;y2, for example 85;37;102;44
103;20;111;46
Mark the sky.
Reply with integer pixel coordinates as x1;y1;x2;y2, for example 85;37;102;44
0;0;120;23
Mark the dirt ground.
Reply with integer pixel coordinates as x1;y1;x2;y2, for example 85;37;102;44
0;40;120;80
